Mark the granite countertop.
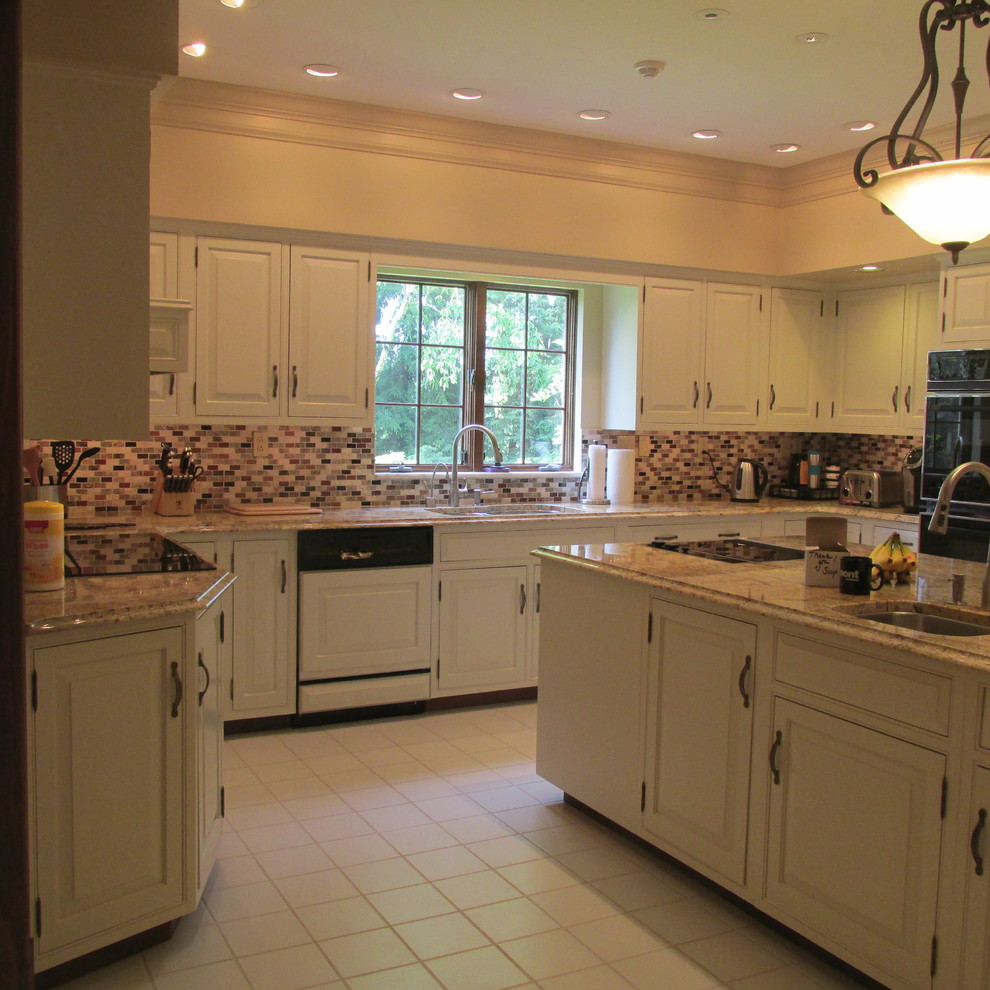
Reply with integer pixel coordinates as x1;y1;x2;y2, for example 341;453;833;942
532;539;990;672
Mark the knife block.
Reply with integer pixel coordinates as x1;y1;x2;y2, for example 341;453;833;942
151;476;195;517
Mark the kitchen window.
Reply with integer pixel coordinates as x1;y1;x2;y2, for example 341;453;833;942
374;277;576;470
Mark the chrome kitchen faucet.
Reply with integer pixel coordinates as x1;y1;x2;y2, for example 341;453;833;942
449;425;503;507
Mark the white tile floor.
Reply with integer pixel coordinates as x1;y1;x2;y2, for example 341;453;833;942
62;702;874;990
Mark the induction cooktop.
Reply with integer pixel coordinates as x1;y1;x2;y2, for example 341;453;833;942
64;532;216;577
648;538;805;564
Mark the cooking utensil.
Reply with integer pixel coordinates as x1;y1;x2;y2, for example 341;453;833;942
62;446;100;483
23;445;43;485
51;440;75;484
40;454;58;485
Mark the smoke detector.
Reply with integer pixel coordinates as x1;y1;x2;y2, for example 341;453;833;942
634;60;666;78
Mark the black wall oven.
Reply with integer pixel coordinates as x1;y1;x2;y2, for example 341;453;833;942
920;349;990;561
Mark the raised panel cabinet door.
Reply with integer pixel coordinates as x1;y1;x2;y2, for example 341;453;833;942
643;600;755;888
703;282;765;427
32;627;188;965
766;287;825;430
288;246;372;421
195;601;225;898
942;265;990;344
962;764;990;988
831;285;906;431
298;566;432;679
900;282;940;433
765;698;944;990
149;369;180;420
150;232;179;299
230;538;293;718
195;237;283;418
639;278;704;426
436;565;529;694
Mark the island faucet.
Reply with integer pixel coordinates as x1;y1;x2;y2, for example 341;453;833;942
927;459;990;608
450;424;503;507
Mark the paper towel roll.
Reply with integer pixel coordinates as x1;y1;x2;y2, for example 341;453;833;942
587;444;607;502
606;448;635;505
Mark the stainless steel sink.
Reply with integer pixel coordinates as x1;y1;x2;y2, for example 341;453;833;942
845;602;990;637
428;503;583;517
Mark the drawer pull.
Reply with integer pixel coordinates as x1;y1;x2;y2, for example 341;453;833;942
170;661;183;718
972;808;987;876
738;654;752;709
717;531;740;538
769;730;782;785
197;652;210;706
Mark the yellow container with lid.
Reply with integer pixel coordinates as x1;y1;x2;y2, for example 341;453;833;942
24;500;64;591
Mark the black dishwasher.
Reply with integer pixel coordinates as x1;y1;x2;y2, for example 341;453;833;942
296;527;434;724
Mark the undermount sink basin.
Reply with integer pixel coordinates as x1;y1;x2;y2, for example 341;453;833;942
428;503;583;517
845;602;990;637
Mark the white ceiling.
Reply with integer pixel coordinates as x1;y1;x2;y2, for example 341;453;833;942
177;0;990;169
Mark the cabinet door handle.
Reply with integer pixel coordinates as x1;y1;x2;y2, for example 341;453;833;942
197;651;210;706
769;383;776;410
168;373;175;396
891;384;899;412
280;560;287;594
971;808;987;876
272;364;279;398
170;660;183;718
769;730;782;785
904;384;911;413
738;654;752;709
536;581;541;614
520;584;527;614
292;365;298;398
717;531;740;538
692;381;699;408
706;381;713;409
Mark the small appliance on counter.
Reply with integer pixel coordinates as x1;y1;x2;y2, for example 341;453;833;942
731;458;768;503
902;446;923;514
839;469;903;507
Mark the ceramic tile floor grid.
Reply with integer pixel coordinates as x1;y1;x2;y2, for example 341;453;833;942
63;702;874;990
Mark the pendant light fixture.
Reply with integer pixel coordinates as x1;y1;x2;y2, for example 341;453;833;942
853;0;990;264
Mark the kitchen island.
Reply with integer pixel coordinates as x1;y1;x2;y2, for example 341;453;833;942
533;539;990;990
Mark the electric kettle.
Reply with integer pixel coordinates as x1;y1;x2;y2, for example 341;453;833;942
731;458;768;503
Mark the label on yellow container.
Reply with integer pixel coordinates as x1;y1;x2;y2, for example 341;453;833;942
24;500;65;591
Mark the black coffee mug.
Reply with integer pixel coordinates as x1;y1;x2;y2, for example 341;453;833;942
839;555;884;595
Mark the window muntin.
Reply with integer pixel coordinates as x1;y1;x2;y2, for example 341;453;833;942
375;277;575;470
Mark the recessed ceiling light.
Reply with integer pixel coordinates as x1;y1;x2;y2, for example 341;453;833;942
856;265;886;272
796;31;829;44
771;143;800;153
451;88;484;101
696;8;729;21
578;109;611;120
845;120;876;132
304;64;339;77
692;129;721;140
181;42;208;57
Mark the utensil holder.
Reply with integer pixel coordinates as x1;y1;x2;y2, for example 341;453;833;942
23;484;68;516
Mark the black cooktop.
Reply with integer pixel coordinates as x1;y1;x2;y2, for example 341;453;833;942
64;532;216;577
649;538;805;564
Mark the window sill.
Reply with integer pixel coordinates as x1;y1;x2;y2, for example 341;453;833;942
375;470;581;480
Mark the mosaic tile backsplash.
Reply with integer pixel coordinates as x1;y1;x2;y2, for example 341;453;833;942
25;425;921;514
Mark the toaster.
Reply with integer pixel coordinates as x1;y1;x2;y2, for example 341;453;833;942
839;469;904;508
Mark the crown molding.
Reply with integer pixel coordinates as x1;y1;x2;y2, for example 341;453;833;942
153;78;786;207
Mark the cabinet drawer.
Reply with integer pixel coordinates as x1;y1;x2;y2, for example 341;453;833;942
615;518;761;543
439;526;614;562
774;632;951;735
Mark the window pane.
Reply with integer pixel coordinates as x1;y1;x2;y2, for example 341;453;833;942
420;406;462;465
526;350;565;407
376;282;420;343
375;405;417;465
527;293;568;351
486;290;526;348
485;347;524;406
485;406;522;464
420;345;463;405
375;342;419;404
525;408;564;464
421;284;465;345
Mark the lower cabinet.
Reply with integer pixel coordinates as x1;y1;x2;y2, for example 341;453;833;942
643;599;755;887
30;625;191;971
962;764;990;987
764;698;945;990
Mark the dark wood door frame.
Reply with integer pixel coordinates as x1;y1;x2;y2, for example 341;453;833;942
2;1;34;986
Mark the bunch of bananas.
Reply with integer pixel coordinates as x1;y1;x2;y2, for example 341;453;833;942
869;532;918;584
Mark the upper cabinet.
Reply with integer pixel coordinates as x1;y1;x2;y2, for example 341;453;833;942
941;262;990;345
765;288;827;431
190;236;373;424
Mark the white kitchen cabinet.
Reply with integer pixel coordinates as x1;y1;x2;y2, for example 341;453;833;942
150;232;179;300
901;281;940;433
868;521;919;550
941;262;990;345
229;536;295;719
613;515;762;544
30;626;191;970
643;599;755;887
765;287;827;430
765;697;945;990
962;763;990;988
150;231;197;422
703;282;765;426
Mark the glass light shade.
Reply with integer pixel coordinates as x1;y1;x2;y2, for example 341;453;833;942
862;158;990;248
